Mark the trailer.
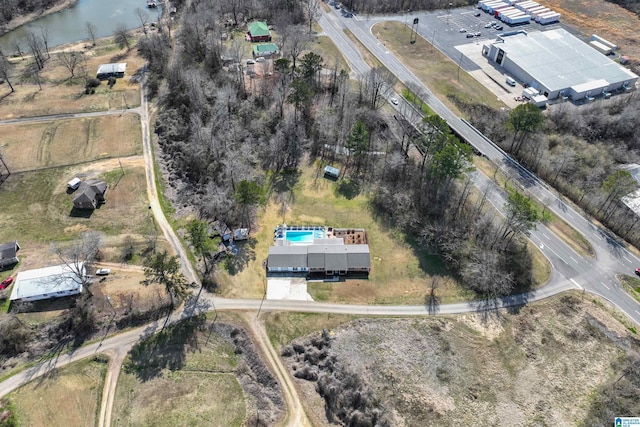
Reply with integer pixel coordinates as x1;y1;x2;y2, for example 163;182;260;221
492;5;513;15
590;40;612;55
590;34;617;51
481;1;506;11
515;1;538;11
499;8;518;17
531;8;551;18
537;11;560;24
501;9;524;19
526;5;547;15
505;13;531;24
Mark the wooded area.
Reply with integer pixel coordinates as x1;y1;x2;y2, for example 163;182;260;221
0;0;66;32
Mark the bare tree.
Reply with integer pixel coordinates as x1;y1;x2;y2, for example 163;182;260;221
39;26;50;59
0;52;15;92
280;25;311;73
303;0;321;33
12;41;24;60
26;30;46;70
86;21;97;46
136;7;149;34
57;51;84;79
51;231;105;296
360;67;396;110
114;23;132;50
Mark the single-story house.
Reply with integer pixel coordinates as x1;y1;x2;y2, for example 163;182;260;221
247;21;272;42
0;241;20;269
73;179;108;210
10;263;85;302
267;243;370;275
253;43;279;58
96;63;127;80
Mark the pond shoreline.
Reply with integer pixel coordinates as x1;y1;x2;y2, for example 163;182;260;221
1;0;80;39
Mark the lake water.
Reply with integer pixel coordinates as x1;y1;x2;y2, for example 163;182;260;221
0;0;163;52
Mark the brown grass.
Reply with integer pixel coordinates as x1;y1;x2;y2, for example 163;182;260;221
8;357;107;427
0;42;144;119
544;0;640;60
371;21;506;113
0;114;141;172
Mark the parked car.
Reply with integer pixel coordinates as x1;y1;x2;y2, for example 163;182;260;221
466;33;474;38
255;57;265;63
95;268;111;276
495;25;504;30
474;12;481;17
246;59;255;65
484;23;492;28
0;276;13;289
459;28;467;33
390;98;399;105
474;32;482;37
635;268;640;277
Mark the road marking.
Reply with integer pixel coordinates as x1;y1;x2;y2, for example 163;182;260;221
570;256;578;264
566;213;574;218
570;278;582;290
623;256;632;263
601;282;610;290
543;233;551;240
636;310;640;316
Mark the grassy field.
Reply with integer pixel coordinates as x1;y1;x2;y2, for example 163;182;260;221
263;312;358;350
475;156;594;258
0;114;141;172
371;21;506;114
619;274;640;303
0;160;157;268
8;356;108;427
312;35;350;73
0;39;144;119
218;162;541;304
112;319;246;427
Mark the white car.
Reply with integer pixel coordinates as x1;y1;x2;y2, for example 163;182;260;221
484;23;492;28
390;98;399;105
95;268;111;276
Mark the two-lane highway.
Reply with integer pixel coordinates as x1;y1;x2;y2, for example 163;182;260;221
318;7;640;325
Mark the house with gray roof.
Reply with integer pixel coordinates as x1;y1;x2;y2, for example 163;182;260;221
73;179;108;210
0;241;20;269
267;242;370;276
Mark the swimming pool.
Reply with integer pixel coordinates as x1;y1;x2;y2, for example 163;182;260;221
285;230;324;244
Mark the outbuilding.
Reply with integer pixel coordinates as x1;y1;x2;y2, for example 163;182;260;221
324;165;340;179
10;263;85;302
252;43;279;58
0;241;20;269
96;63;127;80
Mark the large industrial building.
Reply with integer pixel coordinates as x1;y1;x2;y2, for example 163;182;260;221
484;28;638;101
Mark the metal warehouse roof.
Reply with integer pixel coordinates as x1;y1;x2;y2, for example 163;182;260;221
10;263;84;301
494;29;638;93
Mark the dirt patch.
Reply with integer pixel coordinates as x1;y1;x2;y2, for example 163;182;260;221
0;114;141;173
281;293;640;425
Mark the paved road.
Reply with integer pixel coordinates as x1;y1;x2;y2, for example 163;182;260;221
318;8;640;325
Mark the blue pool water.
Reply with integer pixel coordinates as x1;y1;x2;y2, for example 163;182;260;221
285;230;324;243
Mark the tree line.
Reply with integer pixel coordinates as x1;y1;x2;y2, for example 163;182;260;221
0;0;65;33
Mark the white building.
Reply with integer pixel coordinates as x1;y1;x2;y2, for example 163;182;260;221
10;263;85;302
484;29;638;100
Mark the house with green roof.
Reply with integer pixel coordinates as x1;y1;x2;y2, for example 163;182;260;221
253;43;279;58
247;21;271;42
